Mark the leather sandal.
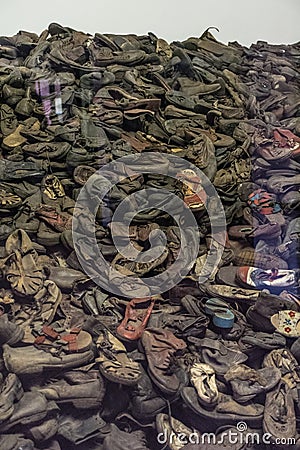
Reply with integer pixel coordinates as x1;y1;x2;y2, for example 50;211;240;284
34;325;92;353
117;297;156;341
96;329;142;385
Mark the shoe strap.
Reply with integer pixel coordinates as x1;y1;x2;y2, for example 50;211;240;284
34;325;81;352
41;325;59;340
62;333;78;352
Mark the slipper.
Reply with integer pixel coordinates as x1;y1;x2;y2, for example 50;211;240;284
116;297;156;341
270;310;300;338
204;298;235;329
236;266;298;292
190;362;218;407
96;329;142;385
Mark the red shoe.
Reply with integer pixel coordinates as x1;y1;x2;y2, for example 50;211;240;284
117;297;156;341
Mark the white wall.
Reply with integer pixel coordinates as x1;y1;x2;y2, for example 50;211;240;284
1;0;299;47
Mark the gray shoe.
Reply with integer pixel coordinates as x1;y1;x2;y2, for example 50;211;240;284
3;344;94;375
1;391;58;432
103;424;149;450
0;434;35;450
33;369;105;409
0;373;24;422
0;314;24;346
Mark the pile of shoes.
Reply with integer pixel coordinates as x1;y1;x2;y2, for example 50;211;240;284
0;22;299;449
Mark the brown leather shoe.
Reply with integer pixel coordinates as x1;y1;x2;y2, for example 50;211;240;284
141;327;186;394
96;329;142;385
36;205;72;232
